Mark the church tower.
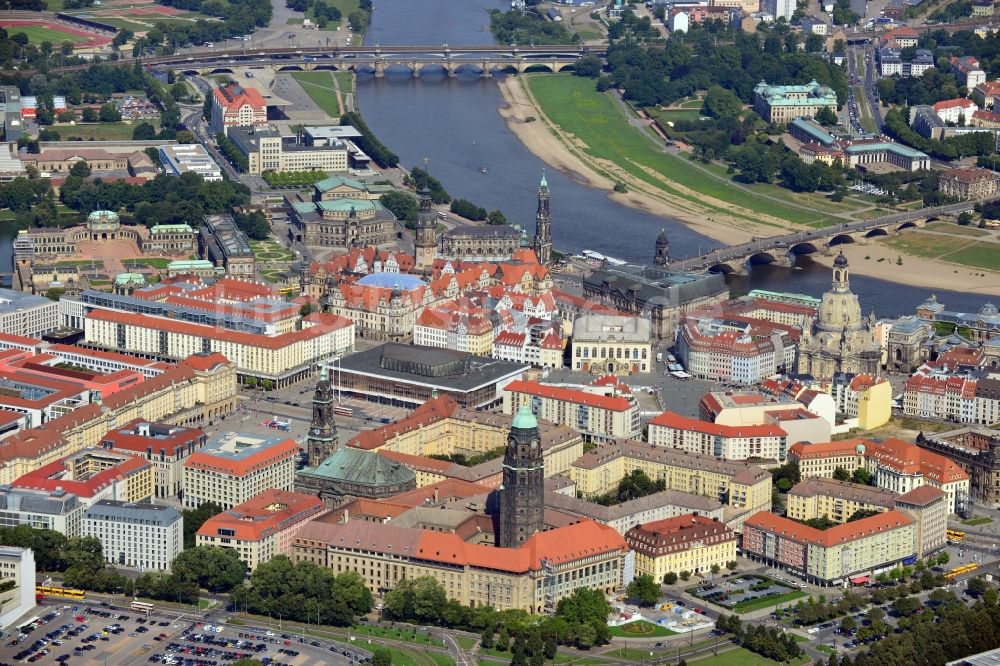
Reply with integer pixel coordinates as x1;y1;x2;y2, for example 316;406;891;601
653;228;669;267
498;405;545;548
414;189;438;274
306;365;338;466
533;171;552;265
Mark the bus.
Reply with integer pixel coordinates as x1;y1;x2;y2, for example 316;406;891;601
333;405;354;418
130;601;154;615
947;529;966;543
35;586;85;600
944;563;978;581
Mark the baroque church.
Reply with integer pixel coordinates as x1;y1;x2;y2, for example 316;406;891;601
797;251;881;378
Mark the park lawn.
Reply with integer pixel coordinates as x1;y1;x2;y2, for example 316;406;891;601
6;25;88;45
853;85;877;134
135;258;173;269
526;75;836;228
816;645;836;654
925;221;991;237
679;97;704;109
287;17;305;24
350;624;443;647
880;232;1000;271
731;590;807;614
334;71;354;94
58;121;160;141
291;71;344;118
963;516;993;525
84;17;151;31
55;259;98;267
608;621;677;638
0;210;15;220
647;108;703;125
689;647;810;666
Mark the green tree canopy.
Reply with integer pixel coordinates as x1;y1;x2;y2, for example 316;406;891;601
171;546;246;593
626;574;660;607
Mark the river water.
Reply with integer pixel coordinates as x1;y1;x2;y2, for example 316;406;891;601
355;0;996;315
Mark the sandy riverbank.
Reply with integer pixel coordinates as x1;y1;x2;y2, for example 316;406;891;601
812;242;1000;295
496;76;1000;293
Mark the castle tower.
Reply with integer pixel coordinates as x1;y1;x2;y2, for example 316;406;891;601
498;405;545;548
533;171;552;265
653;228;669;267
306;364;338;466
831;250;850;293
414;189;438;274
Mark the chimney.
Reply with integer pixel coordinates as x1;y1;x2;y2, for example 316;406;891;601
433;488;439;504
342;508;349;524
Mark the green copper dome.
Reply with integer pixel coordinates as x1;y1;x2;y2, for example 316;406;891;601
539;169;548;189
512;405;537;430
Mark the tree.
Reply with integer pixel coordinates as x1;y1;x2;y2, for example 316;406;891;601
702;85;743;119
958;211;975;226
487;209;508;225
233;211;270;240
891;595;921;617
805;33;825;53
776;478;792;492
967;577;988;598
555;588;610;627
574;55;603;78
98;103;122;122
815;106;838;126
680;570;691;581
45;287;65;302
380;191;419;226
711;564;721;576
626;574;660;607
171;546;246;593
497;627;511;652
382;576;448;625
69;160;91;178
181;502;224;549
851;467;872;485
833;467;851;482
481;628;495;650
937;551;950;566
372;648;391;666
840;615;856;634
331;571;373;616
663;571;678;585
81;107;98;122
726;561;738;572
543;636;557;661
132;122;157;140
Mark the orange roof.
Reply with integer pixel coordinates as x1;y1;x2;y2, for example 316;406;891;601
790;438;969;484
87;309;353;350
196;489;325;542
213;83;266;110
897;485;944;506
13;450;150;498
505;380;633;412
384;479;492;508
348;395;460;450
649;411;786;438
0;333;41;347
788;439;865;460
933;98;978;111
744;509;913;548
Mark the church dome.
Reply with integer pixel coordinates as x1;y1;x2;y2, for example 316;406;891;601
512;405;537;430
656;229;669;247
980;302;998;317
834;251;849;268
855;443;866;455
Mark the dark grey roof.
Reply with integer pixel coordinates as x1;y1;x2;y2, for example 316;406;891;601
584;265;727;308
340;343;528;392
443;225;520;239
84;500;181;526
0;486;80;515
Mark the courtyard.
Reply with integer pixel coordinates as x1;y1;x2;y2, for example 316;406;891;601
691;575;807;614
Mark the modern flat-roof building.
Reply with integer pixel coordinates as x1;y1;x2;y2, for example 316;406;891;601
626;514;737;580
292;517;628;612
647;411;788;463
0;486;85;537
100;420;207;499
502;380;641;442
742;510;915;585
337;342;529;410
0;547;34;630
570;439;773;516
228;124;358;175
182;432;300;509
83;500;182;572
788;438;971;514
753;80;838;124
158;144;223;182
0;289;58;338
196;489;326;570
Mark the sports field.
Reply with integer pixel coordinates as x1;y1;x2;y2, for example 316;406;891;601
0;20;111;48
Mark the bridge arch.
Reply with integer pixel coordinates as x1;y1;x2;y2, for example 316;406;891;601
790;242;819;256
897;221;918;232
828;234;856;247
707;263;735;274
208;68;235;75
747;252;778;266
523;63;555;73
276;65;304;72
865;228;888;238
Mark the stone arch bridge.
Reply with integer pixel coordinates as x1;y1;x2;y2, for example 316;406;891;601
666;201;981;276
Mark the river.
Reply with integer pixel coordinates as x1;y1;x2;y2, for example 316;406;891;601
355;0;996;315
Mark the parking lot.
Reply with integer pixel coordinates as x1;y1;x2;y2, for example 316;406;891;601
0;602;371;666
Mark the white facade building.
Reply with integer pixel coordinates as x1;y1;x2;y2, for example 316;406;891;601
83;500;183;572
0;547;34;629
0;288;57;338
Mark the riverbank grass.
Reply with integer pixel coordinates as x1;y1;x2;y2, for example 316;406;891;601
878;231;1000;271
291;71;346;118
524;75;840;228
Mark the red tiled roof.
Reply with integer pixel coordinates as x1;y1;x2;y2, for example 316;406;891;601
649;411;786;438
744;509;913;548
196;489;325;542
789;438;969;483
897;485;945;506
505;380;633;412
13;450;150;498
348;395;460;450
184;438;300;477
213;83;266;110
933;98;979;111
385;479;492;508
102;418;205;457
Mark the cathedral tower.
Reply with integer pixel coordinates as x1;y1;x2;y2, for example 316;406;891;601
498;405;545;548
306;365;338;466
533;171;552;265
414;189;438;274
653;228;669;267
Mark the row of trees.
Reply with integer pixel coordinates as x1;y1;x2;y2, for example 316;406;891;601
832;466;872;485
884;107;996;159
489;10;576;46
341;112;399;168
590;469;665;506
230;556;373;627
714;614;802;663
132;0;272;55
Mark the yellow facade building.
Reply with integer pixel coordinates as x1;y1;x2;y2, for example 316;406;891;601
570;440;772;515
786;477;896;523
292;517;628;613
626;514;737;580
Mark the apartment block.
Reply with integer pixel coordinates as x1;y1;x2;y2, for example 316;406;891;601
626;514;737;581
83;500;183;572
182;432;299;510
647;411;788;463
502;380;641;442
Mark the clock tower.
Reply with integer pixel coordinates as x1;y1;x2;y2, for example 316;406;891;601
306;365;338;466
498;405;545;548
